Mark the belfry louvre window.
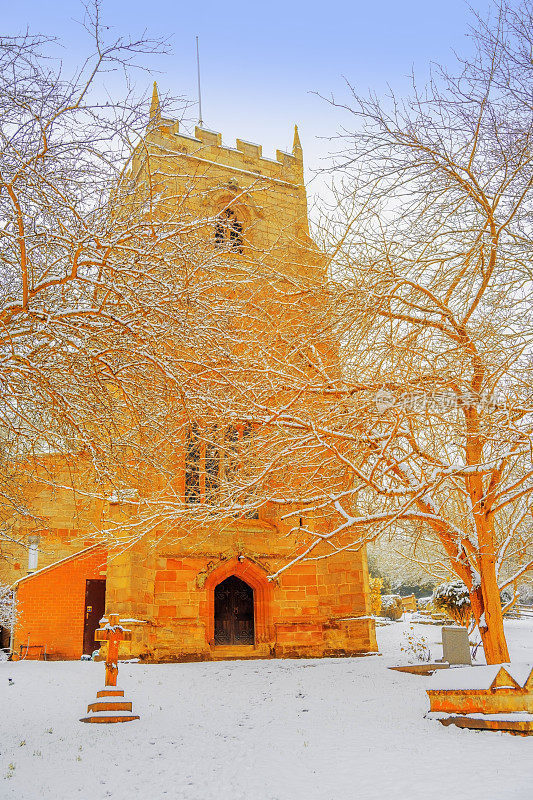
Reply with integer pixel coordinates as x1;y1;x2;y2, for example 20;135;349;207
214;208;243;253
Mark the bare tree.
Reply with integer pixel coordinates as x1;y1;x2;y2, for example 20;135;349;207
0;1;196;557
324;0;533;663
4;2;530;668
186;0;533;664
0;3;319;569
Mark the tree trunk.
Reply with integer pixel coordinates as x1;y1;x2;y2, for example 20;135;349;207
471;561;510;665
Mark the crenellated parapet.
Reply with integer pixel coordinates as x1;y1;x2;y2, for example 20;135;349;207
142;83;304;187
123;83;324;280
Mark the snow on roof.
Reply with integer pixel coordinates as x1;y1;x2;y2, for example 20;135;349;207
429;663;533;691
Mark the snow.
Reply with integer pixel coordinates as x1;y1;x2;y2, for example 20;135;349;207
82;710;138;718
429;663;533;690
0;619;532;800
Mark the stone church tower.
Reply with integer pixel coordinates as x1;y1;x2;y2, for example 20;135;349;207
8;87;377;662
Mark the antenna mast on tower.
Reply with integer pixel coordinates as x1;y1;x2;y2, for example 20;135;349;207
196;36;204;127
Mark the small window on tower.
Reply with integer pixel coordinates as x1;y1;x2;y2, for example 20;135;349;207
214;208;243;253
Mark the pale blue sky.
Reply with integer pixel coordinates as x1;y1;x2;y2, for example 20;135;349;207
5;1;496;189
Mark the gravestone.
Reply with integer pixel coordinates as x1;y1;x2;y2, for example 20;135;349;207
442;625;471;665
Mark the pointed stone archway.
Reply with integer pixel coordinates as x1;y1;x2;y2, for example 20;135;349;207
203;558;274;647
214;575;254;645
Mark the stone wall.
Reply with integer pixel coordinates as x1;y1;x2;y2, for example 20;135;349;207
109;526;376;662
11;526;377;661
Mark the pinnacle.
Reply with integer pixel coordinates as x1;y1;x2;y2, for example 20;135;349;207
150;81;161;120
293;124;302;156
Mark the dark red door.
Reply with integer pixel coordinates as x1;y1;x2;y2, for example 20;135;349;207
214;576;254;645
83;579;106;655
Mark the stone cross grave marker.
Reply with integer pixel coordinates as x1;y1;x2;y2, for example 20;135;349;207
80;613;139;723
95;613;132;686
442;625;472;665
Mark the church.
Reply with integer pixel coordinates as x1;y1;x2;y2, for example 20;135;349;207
6;87;377;663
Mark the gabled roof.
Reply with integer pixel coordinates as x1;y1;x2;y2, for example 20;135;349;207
12;544;105;588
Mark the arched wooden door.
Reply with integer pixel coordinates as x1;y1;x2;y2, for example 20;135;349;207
214;576;254;645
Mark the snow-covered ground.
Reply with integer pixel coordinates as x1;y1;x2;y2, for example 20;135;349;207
1;619;532;800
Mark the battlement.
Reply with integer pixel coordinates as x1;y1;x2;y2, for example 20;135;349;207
146;84;304;185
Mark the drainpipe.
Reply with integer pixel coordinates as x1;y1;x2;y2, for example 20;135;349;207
8;587;16;658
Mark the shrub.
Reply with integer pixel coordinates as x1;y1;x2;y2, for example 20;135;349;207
380;594;403;620
500;587;514;608
400;626;432;663
433;581;471;626
369;577;383;616
0;584;16;628
417;595;434;610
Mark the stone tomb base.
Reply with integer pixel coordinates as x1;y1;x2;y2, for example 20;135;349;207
389;662;450;676
428;711;533;735
426;663;533;736
80;687;140;724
